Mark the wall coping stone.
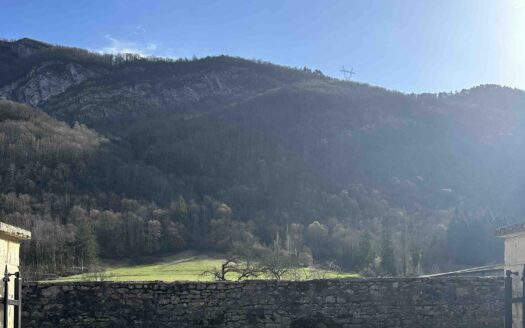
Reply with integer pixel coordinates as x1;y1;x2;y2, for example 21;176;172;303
27;276;504;287
0;222;31;241
496;223;525;237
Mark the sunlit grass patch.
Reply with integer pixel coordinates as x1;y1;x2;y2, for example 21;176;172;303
51;255;360;282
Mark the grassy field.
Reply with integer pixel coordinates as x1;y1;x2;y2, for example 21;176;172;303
53;253;360;282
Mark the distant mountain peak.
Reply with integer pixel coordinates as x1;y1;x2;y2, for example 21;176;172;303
0;37;51;59
13;37;51;47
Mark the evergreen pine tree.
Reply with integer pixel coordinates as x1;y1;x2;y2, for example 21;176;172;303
410;240;422;275
75;219;99;271
380;228;396;276
356;231;374;270
176;195;188;220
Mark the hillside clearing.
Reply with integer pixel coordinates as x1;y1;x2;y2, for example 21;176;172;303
51;253;360;282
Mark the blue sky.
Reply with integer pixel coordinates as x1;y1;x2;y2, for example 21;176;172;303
1;0;524;93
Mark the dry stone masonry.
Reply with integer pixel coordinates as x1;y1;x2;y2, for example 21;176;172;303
23;277;503;328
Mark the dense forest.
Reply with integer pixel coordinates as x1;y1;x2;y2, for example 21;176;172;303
1;38;523;278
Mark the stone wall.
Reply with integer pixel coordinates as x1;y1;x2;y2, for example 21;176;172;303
22;277;504;328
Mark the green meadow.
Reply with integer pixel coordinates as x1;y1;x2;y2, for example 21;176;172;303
53;253;360;282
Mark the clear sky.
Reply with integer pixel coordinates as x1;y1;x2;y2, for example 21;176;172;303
1;0;524;93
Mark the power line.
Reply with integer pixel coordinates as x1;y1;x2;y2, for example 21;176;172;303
340;66;356;81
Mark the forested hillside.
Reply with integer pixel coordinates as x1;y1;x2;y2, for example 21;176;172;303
1;38;523;277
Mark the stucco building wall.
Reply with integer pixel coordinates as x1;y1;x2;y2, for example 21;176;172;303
496;224;525;328
0;223;31;328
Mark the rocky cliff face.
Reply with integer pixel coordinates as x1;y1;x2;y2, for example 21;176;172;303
41;67;270;125
0;61;96;106
0;39;313;127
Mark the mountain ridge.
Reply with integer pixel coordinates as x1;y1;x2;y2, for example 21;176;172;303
0;37;523;276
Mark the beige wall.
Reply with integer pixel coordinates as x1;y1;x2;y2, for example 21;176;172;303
0;237;22;328
504;234;525;328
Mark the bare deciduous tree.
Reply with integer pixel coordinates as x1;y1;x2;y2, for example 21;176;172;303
202;256;241;281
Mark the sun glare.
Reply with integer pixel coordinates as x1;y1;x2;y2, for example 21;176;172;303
495;0;525;87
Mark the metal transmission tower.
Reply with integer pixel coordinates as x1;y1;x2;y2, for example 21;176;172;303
340;66;356;81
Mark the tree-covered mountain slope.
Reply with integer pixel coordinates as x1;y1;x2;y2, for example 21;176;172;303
1;38;523;276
